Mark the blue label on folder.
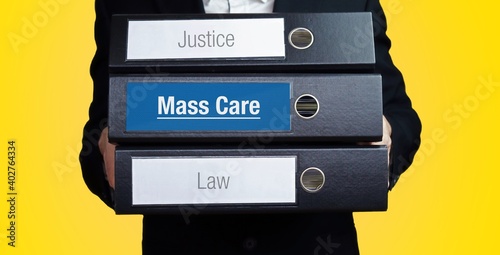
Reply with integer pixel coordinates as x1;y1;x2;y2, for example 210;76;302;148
126;82;291;131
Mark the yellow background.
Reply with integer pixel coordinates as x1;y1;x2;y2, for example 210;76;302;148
1;0;499;254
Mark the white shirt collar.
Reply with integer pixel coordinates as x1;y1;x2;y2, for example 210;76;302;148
204;0;270;4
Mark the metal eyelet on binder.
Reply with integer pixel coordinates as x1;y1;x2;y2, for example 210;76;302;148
295;94;319;119
300;167;325;193
289;27;314;49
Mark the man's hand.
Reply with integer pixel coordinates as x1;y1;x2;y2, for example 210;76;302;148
370;116;392;164
98;127;116;189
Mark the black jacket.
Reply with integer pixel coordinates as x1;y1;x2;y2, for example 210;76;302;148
79;0;421;253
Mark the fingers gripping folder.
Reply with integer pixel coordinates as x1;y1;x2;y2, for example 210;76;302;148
108;13;388;214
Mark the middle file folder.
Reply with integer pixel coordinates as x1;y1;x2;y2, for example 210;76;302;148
109;74;382;143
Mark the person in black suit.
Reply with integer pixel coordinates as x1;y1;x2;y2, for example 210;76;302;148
80;0;421;254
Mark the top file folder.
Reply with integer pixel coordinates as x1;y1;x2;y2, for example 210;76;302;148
109;13;376;73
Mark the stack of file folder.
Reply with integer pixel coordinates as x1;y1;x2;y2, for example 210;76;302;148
108;13;388;214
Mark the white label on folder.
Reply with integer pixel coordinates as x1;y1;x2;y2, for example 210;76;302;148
127;18;285;60
132;156;296;205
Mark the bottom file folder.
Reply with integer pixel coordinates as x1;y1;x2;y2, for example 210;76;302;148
114;145;388;214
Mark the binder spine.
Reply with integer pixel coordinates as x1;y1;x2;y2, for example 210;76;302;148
114;146;388;214
108;74;382;143
109;13;375;73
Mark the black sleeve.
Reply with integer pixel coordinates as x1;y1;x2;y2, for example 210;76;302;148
79;0;205;208
365;0;422;189
79;0;114;208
